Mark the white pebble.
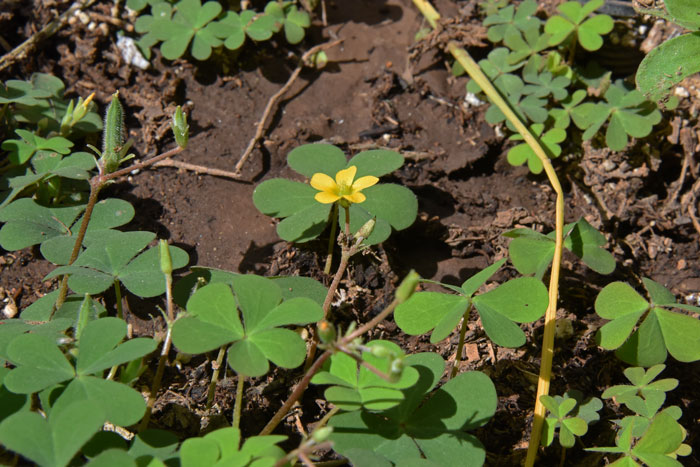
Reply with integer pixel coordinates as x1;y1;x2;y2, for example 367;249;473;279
116;35;150;70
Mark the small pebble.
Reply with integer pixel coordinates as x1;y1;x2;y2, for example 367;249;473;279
675;86;690;98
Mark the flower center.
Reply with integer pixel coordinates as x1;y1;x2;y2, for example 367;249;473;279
337;182;353;196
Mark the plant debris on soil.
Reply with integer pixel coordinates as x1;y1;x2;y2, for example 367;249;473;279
1;0;699;465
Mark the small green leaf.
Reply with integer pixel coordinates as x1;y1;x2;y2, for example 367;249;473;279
288;143;348;178
347;149;404;178
0;400;106;467
4;333;75;393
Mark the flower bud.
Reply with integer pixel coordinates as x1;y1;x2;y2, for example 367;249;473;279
389;357;404;382
159;240;173;276
317;320;336;343
171;105;189;149
395;270;420;303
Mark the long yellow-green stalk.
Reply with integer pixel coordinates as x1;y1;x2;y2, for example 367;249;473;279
412;1;565;464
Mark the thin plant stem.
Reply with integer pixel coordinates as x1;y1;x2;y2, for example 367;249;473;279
410;3;565;464
260;350;332;435
206;346;227;411
324;203;339;275
114;280;124;320
262;297;401;436
53;179;102;314
343;205;350;237
52;145;184;315
315;406;339;432
232;374;245;429
450;304;472;379
139;325;172;432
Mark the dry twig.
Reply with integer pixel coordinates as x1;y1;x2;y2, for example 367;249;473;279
154;159;249;182
234;39;343;173
0;0;98;72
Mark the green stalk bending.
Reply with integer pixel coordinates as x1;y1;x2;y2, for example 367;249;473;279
411;2;565;464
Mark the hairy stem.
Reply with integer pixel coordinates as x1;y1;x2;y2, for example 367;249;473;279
206;346;227;411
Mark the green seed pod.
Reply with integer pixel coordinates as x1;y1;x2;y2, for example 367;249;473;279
389;357;404;382
159;240;173;276
354;217;376;242
170;105;189;149
101;91;125;174
317;320;336;343
311;426;333;443
395;270;420;303
369;344;392;359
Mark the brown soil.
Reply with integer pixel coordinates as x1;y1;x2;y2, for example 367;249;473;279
1;0;699;465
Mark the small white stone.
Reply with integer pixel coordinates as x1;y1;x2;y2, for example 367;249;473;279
464;92;485;106
116;35;150;70
638;25;648;35
674;86;690;98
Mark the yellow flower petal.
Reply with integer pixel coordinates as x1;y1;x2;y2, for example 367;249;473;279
310;173;337;192
344;192;366;204
352;175;378;191
335;166;357;186
315;192;340;204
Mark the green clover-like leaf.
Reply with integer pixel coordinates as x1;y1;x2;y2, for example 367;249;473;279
572;81;662;151
395;260;548;348
329;352;497;466
483;0;540;43
595;279;700;366
505;217;616;278
507;123;566;174
179;427;286;467
171;277;322;377
3;318;155;426
311;340;420;411
45;230;189;297
0;400;106;467
1;129;73;165
541;391;601;448
544;0;614;51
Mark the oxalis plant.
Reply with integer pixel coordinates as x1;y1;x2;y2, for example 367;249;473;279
412;0;696;465
462;0;661;164
128;0;312;61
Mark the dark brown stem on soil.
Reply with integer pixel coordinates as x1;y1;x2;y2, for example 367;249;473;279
234;39;343;174
259;350;332;436
53;179;103;314
206;346;227;411
450;304;472;378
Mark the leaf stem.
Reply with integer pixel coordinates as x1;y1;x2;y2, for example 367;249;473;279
206;346;227;411
233;374;245;429
139;324;172;432
114;280;123;320
451;304;472;378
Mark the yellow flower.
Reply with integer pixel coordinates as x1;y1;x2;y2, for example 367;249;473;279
310;166;378;204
